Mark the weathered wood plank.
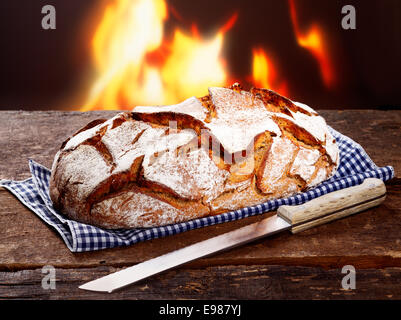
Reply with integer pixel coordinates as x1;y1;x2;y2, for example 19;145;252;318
1;265;400;300
0;180;399;270
0;111;116;181
0;110;400;271
319;110;401;176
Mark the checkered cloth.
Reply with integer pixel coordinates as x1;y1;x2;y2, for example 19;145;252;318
0;127;394;252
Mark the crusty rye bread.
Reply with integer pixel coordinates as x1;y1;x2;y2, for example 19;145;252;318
50;84;339;229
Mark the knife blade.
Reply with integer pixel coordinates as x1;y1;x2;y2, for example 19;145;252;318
79;178;386;293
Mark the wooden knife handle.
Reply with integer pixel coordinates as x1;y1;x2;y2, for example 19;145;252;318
277;178;386;234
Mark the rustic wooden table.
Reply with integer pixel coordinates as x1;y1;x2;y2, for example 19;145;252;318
0;110;400;300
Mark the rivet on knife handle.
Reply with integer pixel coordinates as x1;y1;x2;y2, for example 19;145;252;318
277;178;386;234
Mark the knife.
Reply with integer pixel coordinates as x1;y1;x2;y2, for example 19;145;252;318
79;178;386;293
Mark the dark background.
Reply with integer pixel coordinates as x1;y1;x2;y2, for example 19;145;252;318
0;0;400;111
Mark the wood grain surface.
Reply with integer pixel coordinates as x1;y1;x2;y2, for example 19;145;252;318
0;110;400;300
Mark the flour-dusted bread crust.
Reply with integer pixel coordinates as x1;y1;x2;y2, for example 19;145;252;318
50;84;339;229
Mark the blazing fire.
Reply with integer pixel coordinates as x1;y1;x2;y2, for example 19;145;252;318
158;29;226;105
82;0;231;111
288;0;336;88
82;0;335;111
252;48;288;97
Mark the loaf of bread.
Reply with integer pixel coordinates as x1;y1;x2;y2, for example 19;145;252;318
49;84;339;229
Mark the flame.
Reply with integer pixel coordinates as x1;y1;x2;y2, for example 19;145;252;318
82;0;334;111
252;48;288;96
160;29;227;104
82;0;231;111
288;0;336;88
82;0;168;110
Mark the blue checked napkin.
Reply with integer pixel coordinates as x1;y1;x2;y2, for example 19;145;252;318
0;127;394;252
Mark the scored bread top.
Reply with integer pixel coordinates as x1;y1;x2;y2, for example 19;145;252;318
50;84;339;229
